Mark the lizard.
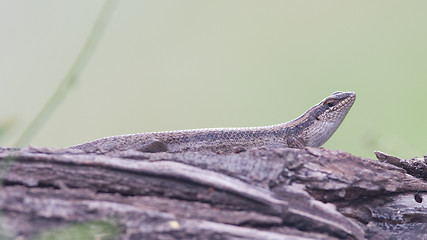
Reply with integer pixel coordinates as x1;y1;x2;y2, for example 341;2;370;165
69;91;356;153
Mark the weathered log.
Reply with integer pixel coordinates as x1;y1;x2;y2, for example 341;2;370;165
0;147;426;239
375;151;427;181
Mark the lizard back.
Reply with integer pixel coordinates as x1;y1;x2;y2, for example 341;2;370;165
69;91;356;153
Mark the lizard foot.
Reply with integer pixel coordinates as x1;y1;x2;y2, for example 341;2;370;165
136;139;168;153
286;136;305;149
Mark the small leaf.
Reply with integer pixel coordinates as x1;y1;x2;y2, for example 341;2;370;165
34;220;122;240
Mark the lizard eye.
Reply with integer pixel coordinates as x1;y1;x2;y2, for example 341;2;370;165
324;99;338;108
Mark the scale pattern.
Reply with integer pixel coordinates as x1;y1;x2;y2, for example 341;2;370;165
70;92;356;153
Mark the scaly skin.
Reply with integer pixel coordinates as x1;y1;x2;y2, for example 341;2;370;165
70;91;356;153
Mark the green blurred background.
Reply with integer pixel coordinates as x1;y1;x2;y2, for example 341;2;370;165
0;0;426;159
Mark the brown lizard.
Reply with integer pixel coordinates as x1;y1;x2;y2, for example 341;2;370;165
69;91;356;153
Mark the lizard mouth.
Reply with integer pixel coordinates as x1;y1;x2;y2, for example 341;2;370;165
331;92;356;112
340;92;356;109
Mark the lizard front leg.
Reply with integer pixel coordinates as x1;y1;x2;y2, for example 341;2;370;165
286;136;305;149
136;139;168;153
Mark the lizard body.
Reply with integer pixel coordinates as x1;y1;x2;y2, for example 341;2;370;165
70;91;356;153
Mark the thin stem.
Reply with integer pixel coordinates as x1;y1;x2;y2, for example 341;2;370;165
15;0;118;147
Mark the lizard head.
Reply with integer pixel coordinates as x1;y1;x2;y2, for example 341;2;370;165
316;91;356;121
304;91;356;147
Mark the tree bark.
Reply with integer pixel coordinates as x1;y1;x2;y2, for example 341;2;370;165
0;146;426;239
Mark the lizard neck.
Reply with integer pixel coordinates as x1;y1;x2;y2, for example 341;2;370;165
277;91;356;147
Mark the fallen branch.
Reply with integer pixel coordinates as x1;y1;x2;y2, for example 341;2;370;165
0;147;426;239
